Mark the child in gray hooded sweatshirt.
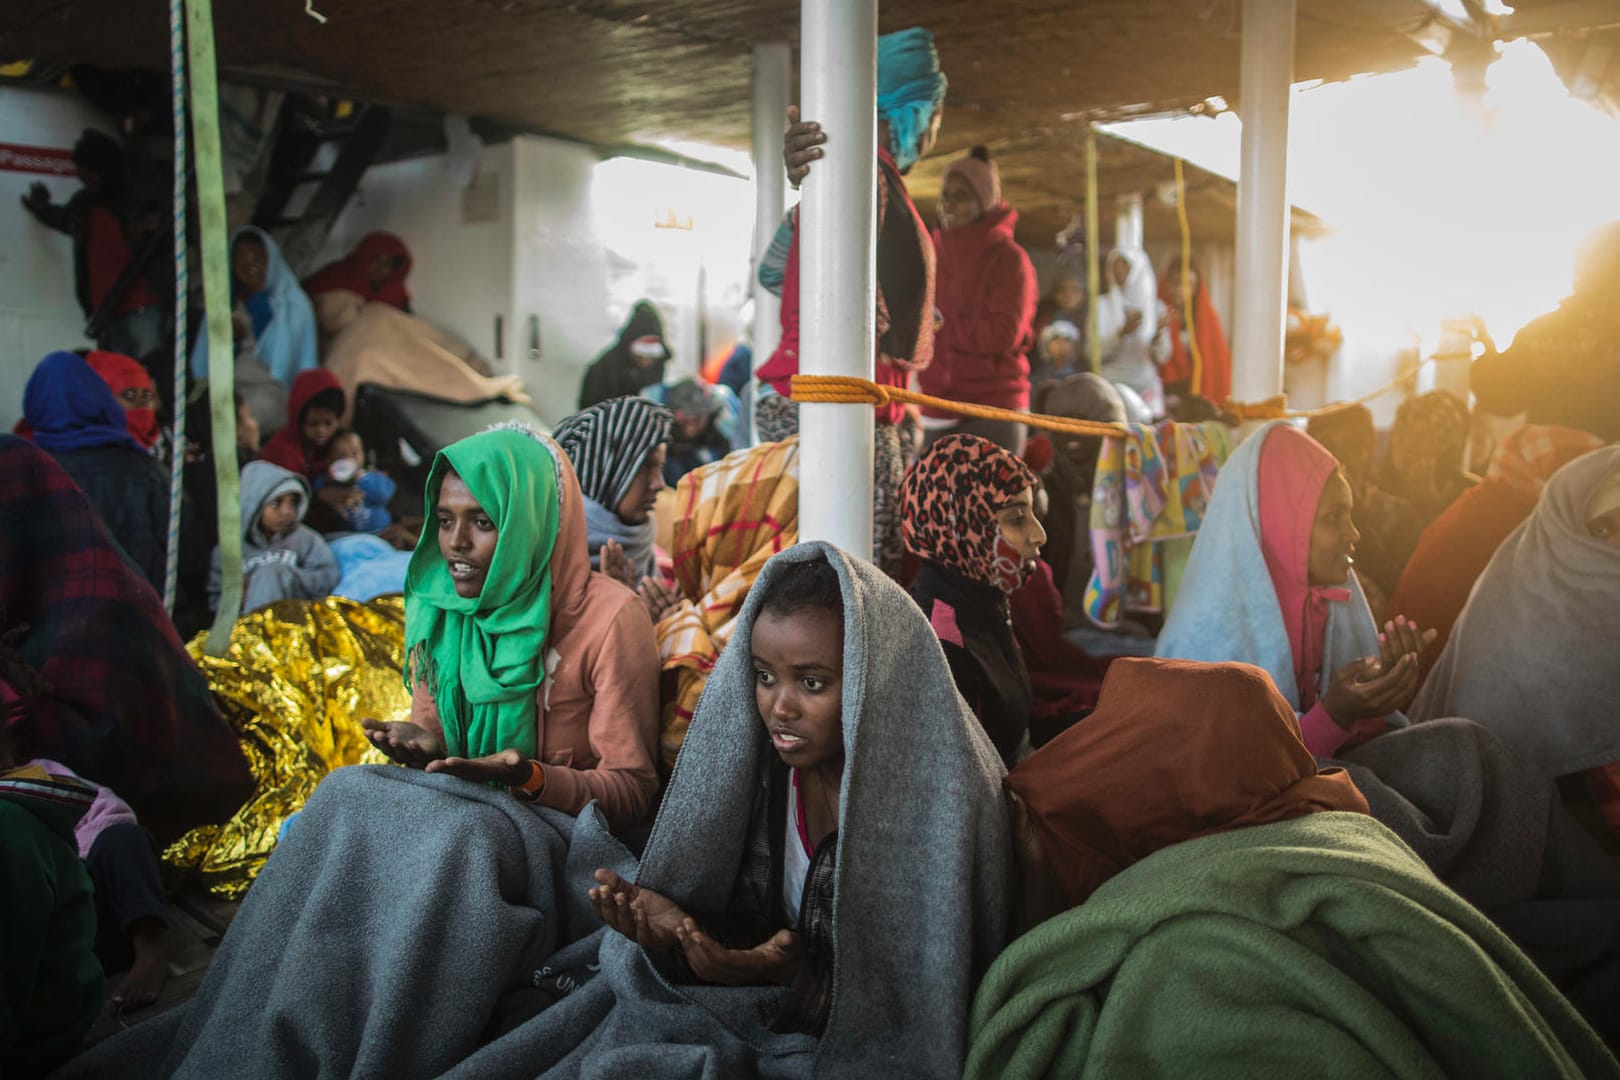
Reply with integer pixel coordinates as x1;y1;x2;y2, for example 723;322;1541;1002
210;460;340;614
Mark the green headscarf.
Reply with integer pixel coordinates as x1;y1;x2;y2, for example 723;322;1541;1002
404;427;561;759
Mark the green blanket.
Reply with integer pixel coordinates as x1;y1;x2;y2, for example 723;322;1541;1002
967;812;1618;1080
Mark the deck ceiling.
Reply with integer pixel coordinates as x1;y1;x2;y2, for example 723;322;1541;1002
3;0;1440;245
1504;0;1620;114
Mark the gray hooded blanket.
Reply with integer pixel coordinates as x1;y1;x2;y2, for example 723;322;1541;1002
447;541;1013;1080
1412;445;1620;778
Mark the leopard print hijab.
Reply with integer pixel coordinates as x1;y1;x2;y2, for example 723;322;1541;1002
900;433;1038;594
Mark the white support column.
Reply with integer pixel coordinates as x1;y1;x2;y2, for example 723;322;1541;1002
751;43;791;384
798;0;877;558
1114;193;1144;251
1230;0;1296;407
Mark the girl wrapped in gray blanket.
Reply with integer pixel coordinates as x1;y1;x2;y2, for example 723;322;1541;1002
541;543;1012;1078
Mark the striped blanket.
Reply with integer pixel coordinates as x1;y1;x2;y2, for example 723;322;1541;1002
654;437;800;769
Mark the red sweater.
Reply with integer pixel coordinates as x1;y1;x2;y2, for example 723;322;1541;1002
87;205;160;316
921;205;1036;415
1386;479;1537;682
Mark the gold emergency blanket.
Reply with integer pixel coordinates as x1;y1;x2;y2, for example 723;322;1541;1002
162;595;409;898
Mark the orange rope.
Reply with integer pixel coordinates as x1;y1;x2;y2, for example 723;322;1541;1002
790;375;1128;436
791;355;1428;431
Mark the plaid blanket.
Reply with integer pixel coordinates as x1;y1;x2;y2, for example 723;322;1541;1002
0;436;251;845
654;437;800;769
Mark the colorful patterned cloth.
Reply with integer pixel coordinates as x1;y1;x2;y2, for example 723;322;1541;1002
654;437;800;769
1083;420;1230;627
749;394;908;578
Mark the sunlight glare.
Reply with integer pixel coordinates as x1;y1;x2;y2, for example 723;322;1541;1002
1106;40;1620;350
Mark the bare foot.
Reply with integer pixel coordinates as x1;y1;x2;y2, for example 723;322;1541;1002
112;922;168;1013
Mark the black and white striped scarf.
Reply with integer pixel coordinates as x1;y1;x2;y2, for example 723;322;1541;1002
553;395;672;510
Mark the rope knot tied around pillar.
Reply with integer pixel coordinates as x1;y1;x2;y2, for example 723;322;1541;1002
789;374;1127;439
790;374;893;407
1224;394;1292;421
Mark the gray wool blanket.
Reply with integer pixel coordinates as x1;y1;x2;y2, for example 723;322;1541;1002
55;765;631;1080
447;541;1013;1080
1412;446;1620;779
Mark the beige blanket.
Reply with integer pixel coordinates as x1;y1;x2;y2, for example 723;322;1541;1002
315;290;530;410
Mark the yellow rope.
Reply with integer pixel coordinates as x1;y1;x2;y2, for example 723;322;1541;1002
1084;125;1102;375
791;357;1427;431
1173;157;1204;396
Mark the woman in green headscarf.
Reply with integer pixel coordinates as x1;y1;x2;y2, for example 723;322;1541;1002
363;423;662;832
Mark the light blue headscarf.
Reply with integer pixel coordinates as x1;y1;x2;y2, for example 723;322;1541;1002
1155;421;1401;727
878;28;948;173
191;226;319;389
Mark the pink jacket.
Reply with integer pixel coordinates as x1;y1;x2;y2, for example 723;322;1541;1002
32;758;139;858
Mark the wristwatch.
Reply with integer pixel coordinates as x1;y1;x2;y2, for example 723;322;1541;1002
517;759;546;801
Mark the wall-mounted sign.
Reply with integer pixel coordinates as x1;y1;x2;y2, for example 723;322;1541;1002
654;207;694;231
0;142;76;177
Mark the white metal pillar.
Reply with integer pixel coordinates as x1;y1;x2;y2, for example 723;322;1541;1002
1114;193;1144;251
751;43;790;383
1230;0;1296;407
798;0;877;558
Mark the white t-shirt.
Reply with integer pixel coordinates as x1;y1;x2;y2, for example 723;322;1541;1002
783;770;815;928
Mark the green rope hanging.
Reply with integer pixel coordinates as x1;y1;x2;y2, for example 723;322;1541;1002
185;0;243;655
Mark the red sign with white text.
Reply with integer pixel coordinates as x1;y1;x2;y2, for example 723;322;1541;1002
0;142;77;177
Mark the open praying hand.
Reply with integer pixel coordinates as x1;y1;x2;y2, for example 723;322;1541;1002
676;922;801;987
424;748;532;788
600;538;631;587
590;869;687;950
1321;615;1437;727
638;575;680;623
1377;615;1437;677
590;869;802;986
361;718;446;769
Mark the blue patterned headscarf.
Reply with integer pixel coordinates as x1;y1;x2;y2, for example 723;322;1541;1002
878;28;948;173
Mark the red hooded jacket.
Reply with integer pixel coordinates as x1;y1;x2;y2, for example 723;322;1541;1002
921;205;1036;415
303;232;413;310
258;368;346;480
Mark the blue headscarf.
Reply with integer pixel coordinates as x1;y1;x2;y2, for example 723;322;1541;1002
190;226;319;389
23;351;139;453
878;28;948;173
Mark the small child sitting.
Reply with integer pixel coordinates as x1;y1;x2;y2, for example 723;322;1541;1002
312;429;395;533
212;460;340;613
1032;318;1082;387
259;368;345;481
